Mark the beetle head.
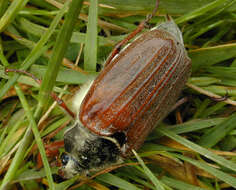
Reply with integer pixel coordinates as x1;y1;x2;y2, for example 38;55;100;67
60;122;123;178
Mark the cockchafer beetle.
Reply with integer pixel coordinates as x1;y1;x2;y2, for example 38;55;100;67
60;0;191;178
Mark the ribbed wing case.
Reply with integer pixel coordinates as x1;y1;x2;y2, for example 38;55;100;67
79;21;191;155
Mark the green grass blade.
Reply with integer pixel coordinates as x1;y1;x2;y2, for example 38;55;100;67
154;118;226;139
14;84;54;190
161;176;205;190
0;125;33;189
0;0;8;17
189;43;236;72
132;150;165;190
0;116;25;157
198;113;236;148
158;127;236;173
0;2;69;99
0;43;9;67
0;0;29;32
189;20;224;41
96;173;142;190
175;0;229;24
172;153;236;188
1;0;236;189
99;0;235;15
38;0;85;111
84;0;98;71
0;45;49;100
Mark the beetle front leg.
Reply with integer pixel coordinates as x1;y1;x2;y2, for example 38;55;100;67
105;0;159;66
37;140;64;169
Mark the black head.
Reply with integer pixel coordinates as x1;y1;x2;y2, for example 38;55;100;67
61;123;122;178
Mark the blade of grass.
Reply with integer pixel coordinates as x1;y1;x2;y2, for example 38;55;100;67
0;0;8;17
0;123;33;189
189;43;236;72
54;176;78;190
37;0;85;111
41;117;69;137
0;43;49;100
161;176;205;190
19;17;116;47
29;64;97;84
0;0;29;32
158;127;236;173
175;0;229;24
96;173;142;190
0;3;72;189
186;83;236;106
5;28;35;49
201;102;226;118
84;0;98;71
202;85;236;96
12;168;58;183
153;118;226;139
0;37;9;66
193;99;211;119
0;65;97;87
14;84;54;190
124;174;158;190
206;66;236;80
0;115;25;157
188;77;221;86
191;0;235;26
203;23;232;47
132;150;165;190
171;153;236;188
28;0;55;10
0;1;69;99
189;20;224;41
99;0;235;15
198;113;236;148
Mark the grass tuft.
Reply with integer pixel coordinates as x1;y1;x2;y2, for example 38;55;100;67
0;0;236;189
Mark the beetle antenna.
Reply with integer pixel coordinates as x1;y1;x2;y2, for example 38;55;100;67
5;68;75;119
145;0;159;23
5;68;41;84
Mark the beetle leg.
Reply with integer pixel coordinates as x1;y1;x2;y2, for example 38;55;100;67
209;91;229;102
37;140;64;169
105;0;159;66
5;68;75;119
169;97;188;113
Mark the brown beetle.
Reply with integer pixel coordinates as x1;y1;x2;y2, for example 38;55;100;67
61;2;191;178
